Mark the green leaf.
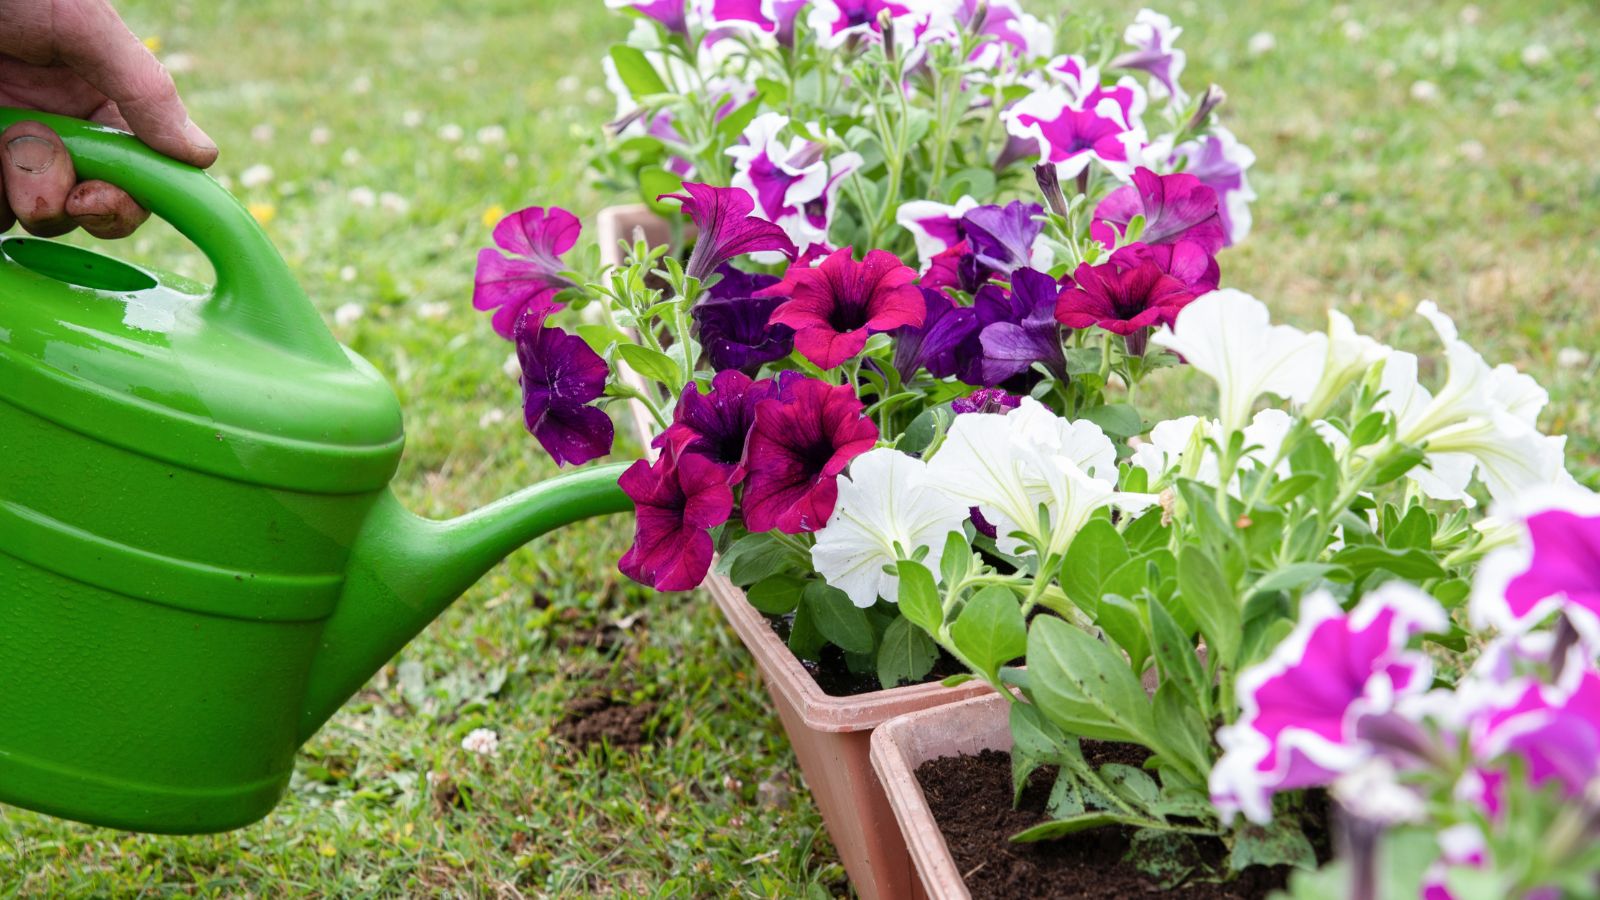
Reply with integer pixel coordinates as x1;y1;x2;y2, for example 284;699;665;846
1229;817;1317;873
1027;617;1155;745
576;322;627;354
1059;518;1130;614
617;342;680;388
1153;681;1215;778
802;582;874;654
637;165;685;217
746;575;806;615
950;585;1027;679
1177;546;1241;668
787;596;825;660
894;559;943;635
608;45;668;96
1329;545;1447;581
1124;829;1200;888
1063;347;1103;377
1080;403;1144;438
940;673;974;688
1100;764;1162;814
1010;702;1068;802
1251;563;1339;596
1147;596;1208;717
938;531;970;593
1289;430;1340;511
1122;508;1169;554
876;617;939;690
717;532;807;586
1433;578;1471;609
1097;594;1149;673
1046;768;1085;818
1010;813;1147;842
1385;505;1435;551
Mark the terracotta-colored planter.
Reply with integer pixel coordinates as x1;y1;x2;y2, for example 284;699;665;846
870;692;1015;900
596;203;990;900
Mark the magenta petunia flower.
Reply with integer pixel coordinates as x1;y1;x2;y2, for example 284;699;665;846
661;182;797;282
1054;254;1198;344
1091;166;1226;254
474;206;581;339
654;369;775;484
697;0;809;45
807;0;914;48
742;374;880;534
763;247;925;370
605;0;689;34
1210;585;1448;825
516;314;615;467
1470;671;1600;814
1110;239;1220;294
1169;126;1257;246
1471;489;1600;639
1004;80;1147;181
618;449;735;591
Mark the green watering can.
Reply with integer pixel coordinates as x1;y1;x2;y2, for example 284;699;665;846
0;108;630;834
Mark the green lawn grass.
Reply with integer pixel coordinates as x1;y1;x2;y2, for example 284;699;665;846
1;0;1596;896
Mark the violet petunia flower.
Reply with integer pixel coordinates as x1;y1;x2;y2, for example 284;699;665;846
952;388;1022;415
1109;9;1187;103
892;288;980;382
976;267;1068;386
1054;253;1198;354
763;247;925;370
516;314;615;467
729;113;865;253
742;373;880;534
474;206;580;339
1091;166;1226;254
962;201;1047;277
1168;126;1258;246
605;0;689;33
653;369;776;483
691;266;794;374
618;450;735;592
1110;239;1220;294
661;182;797;281
1210;584;1448;825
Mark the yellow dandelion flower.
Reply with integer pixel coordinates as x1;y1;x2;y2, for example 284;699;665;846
143;35;163;52
482;204;505;228
248;202;277;225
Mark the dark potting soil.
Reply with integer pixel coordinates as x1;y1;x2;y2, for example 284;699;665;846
766;612;969;696
916;748;1331;899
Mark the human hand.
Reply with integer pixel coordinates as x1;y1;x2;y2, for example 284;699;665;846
0;0;217;239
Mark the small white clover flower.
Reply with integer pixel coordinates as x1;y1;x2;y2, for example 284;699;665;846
1557;346;1590;369
250;123;274;143
310;126;332;146
1409;80;1441;104
1520;43;1552;67
379;192;410;214
461;728;499;756
239;163;274;188
503;352;521;379
402;109;424;128
347;186;377;208
476;125;507;145
438;123;465;142
1247;32;1276;56
333;303;365;328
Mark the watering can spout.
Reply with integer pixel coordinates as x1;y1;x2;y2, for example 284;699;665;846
298;462;632;742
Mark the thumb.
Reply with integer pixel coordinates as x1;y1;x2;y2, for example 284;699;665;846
57;1;218;168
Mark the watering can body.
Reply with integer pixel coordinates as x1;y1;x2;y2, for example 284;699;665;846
0;109;628;833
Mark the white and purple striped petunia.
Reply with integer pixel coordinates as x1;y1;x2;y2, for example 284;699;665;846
1110;8;1188;103
728;112;864;253
895;196;980;269
1169;125;1258;246
1003;75;1149;181
1210;584;1448;824
605;0;690;34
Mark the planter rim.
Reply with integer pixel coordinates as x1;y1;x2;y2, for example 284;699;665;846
870;691;1015;900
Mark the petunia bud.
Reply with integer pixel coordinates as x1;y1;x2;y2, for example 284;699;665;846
1187;84;1227;132
878;9;896;64
968;0;990;37
1033;163;1070;218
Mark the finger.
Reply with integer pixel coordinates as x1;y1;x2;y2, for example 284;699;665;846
1;122;77;237
0;165;12;234
56;1;218;168
67;180;149;239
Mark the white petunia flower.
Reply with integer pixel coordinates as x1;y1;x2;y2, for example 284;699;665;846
811;448;970;608
1303;310;1390;419
1151;290;1328;436
929;399;1147;559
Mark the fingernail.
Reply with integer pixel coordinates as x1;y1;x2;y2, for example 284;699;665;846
183;119;217;154
7;136;55;174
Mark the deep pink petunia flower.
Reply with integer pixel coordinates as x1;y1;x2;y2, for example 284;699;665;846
516;313;615;467
607;0;689;34
1110;240;1219;294
742;374;880;534
474;206;581;339
1054;253;1198;343
1505;510;1600;627
618;450;735;591
661;182;797;281
762;247;925;370
653;369;776;484
1091;167;1226;254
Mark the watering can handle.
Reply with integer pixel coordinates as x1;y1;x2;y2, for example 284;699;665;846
0;107;345;363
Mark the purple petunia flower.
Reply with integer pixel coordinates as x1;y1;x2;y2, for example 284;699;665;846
1169;126;1257;247
892;287;980;382
691;266;794;374
474;206;580;339
516;313;615;467
1092;166;1226;254
1055;253;1198;354
661;182;797;281
763;247;925;370
653;369;775;483
605;0;689;33
1110;240;1220;295
742;373;880;534
618;449;735;591
1210;585;1448;825
963;201;1048;276
976;267;1068;386
1109;9;1187;103
1005;76;1148;181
